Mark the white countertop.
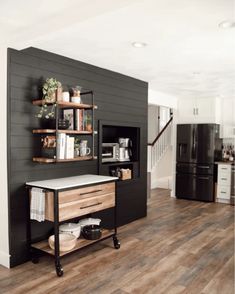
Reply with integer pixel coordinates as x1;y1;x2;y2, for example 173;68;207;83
26;174;118;190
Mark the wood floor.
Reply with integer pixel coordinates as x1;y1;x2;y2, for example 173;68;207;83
0;189;234;294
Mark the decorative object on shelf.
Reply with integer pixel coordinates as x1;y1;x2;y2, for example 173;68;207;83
85;113;92;132
74;138;80;157
120;168;132;180
48;233;77;252
79;140;91;157
71;86;82;103
82;225;102;240
41;136;56;158
58;119;70;130
78;218;101;228
59;223;81;238
62;85;70;102
43;78;62;103
63;109;74;130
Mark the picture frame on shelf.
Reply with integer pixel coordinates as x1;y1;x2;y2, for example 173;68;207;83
63;109;74;130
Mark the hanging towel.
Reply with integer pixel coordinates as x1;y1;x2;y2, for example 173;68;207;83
30;188;45;222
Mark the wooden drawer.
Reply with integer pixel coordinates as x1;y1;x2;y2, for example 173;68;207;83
59;193;115;221
45;183;115;222
217;185;231;200
59;182;115;204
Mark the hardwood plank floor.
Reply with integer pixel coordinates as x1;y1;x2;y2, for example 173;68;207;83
0;189;234;294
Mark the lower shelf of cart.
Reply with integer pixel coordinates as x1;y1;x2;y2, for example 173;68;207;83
31;229;115;256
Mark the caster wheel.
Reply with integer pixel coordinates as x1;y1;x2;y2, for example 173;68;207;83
56;266;64;277
113;237;121;249
114;241;121;249
31;257;39;264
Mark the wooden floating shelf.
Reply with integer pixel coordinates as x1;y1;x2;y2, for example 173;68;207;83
32;129;93;135
31;229;114;256
32;100;97;109
33;156;94;163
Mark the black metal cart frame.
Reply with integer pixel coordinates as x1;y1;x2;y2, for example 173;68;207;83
27;180;120;277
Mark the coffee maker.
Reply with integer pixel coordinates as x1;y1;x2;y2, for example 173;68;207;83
118;138;132;161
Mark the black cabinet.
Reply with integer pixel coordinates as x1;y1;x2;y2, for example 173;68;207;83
96;120;147;227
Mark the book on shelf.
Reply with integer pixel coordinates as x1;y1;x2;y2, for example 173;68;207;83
56;133;66;160
75;109;90;131
65;136;74;159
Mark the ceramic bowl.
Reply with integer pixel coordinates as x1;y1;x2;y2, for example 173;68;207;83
59;223;81;238
48;233;77;252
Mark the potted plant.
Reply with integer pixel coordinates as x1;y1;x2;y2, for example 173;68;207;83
42;78;62;103
36;104;56;129
85;113;92;132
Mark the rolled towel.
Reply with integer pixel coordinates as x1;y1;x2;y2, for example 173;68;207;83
30;188;45;222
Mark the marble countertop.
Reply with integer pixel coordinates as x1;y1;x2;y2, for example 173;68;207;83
26;174;118;190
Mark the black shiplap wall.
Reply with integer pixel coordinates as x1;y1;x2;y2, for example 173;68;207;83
8;47;148;267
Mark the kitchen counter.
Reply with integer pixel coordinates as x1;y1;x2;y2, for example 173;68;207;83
26;174;118;190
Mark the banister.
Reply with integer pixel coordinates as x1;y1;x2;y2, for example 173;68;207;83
148;116;173;146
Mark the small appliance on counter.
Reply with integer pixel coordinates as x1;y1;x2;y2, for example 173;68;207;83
101;138;132;163
101;143;119;162
118;138;132;162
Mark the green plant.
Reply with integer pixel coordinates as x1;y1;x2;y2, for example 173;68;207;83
36;104;56;119
74;137;81;148
85;113;92;124
42;78;61;102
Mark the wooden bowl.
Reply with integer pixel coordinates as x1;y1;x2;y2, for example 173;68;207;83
48;233;77;252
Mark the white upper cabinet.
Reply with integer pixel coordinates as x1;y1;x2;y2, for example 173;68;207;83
177;97;221;124
220;98;235;138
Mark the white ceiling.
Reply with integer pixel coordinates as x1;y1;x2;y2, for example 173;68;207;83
1;0;235;100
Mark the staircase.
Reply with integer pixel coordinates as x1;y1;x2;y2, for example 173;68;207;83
148;117;173;171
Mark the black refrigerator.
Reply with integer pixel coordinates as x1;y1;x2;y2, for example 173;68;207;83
176;124;222;202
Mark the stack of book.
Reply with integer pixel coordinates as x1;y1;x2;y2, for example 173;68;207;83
57;134;74;159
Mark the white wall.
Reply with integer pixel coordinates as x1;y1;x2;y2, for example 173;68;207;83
148;105;159;144
0;46;10;268
148;89;178;109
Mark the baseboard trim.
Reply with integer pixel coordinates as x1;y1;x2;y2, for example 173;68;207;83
0;250;10;268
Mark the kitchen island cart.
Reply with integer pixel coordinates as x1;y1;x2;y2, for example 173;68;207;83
26;174;120;277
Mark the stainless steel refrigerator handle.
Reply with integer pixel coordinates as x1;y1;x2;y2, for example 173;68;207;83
198;166;210;169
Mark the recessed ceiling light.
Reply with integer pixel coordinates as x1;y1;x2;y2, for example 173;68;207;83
219;21;235;29
132;42;147;48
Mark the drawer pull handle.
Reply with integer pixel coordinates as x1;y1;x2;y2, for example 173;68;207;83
221;191;226;194
221;178;227;180
221;168;228;170
80;202;102;209
80;189;102;196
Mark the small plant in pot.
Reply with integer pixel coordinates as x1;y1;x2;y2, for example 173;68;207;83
36;104;70;129
85;113;92;132
36;104;56;129
42;78;62;103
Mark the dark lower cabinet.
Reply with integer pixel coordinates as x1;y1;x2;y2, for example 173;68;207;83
176;174;214;202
